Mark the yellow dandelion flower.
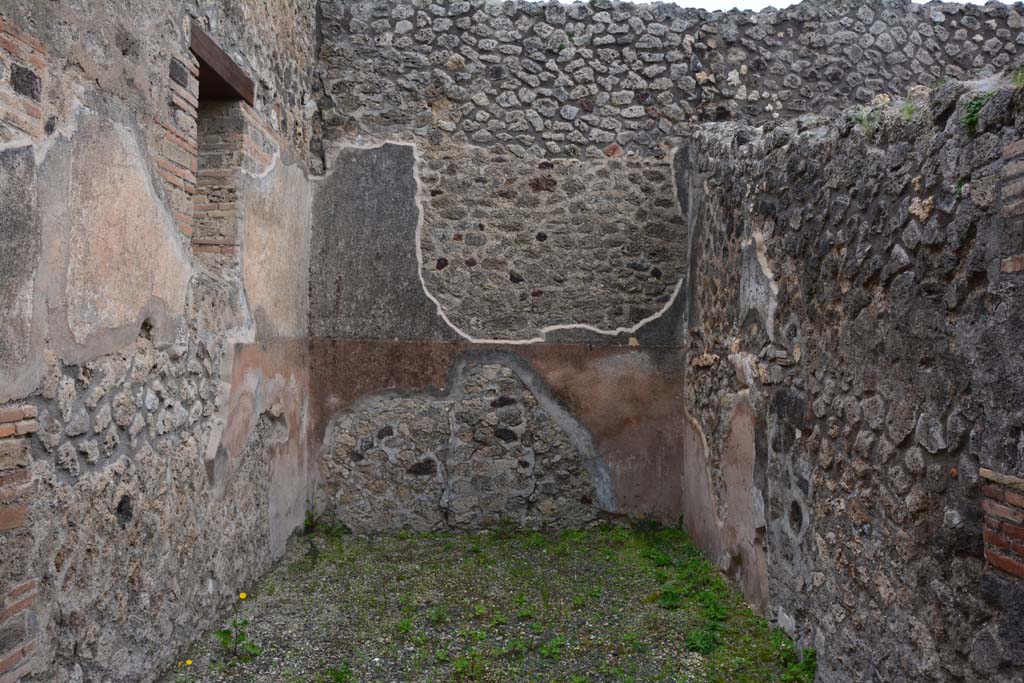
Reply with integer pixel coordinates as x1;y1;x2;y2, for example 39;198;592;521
239;592;247;600
185;660;193;667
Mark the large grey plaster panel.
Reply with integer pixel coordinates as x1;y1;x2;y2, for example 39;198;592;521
0;145;41;401
309;143;455;341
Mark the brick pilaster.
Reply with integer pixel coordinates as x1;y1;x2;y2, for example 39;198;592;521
0;18;47;143
0;407;37;683
158;54;200;237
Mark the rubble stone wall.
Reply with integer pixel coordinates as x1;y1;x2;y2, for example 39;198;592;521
318;359;613;532
4;1;1024;682
0;2;317;681
317;0;1024;159
683;83;1024;682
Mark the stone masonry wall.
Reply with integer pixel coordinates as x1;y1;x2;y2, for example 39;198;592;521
418;146;686;341
317;0;1024;160
682;82;1024;682
0;2;317;681
319;360;612;532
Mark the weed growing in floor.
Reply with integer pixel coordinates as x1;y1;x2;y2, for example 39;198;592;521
686;627;720;654
167;524;817;683
539;635;567;659
213;618;262;661
782;648;817;683
314;663;354;683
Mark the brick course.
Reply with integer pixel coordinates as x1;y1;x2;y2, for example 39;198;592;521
0;400;37;683
0;19;46;142
981;469;1024;580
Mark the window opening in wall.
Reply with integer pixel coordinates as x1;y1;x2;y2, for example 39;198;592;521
190;20;253;259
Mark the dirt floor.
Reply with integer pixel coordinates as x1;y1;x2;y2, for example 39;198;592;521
160;523;815;683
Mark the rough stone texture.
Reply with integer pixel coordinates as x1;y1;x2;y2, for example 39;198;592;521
4;1;1024;682
419;148;686;340
0;3;318;682
683;83;1024;682
308;340;688;525
316;0;1024;159
30;409;286;683
0;0;315;152
319;361;609;532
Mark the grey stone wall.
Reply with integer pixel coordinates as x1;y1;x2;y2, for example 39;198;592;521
683;81;1024;682
316;0;1024;160
319;359;613;532
419;147;686;340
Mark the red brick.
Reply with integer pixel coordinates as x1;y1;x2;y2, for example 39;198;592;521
20;407;35;420
1006;489;1024;509
159;170;195;193
1012;541;1024;559
0;505;26;532
982;484;1005;501
12;422;35;436
157;158;197;185
986;548;1024;579
982;498;1024;524
0;409;22;425
168;80;198;109
0;35;27;61
0;21;47;56
7;581;36;601
985;527;1010;550
1003;522;1024;542
0;427;13;439
0;469;30;489
0;641;33;681
0;594;34;623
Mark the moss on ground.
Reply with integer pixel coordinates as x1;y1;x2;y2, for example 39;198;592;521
164;523;815;683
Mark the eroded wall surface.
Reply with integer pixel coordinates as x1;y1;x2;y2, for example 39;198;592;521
683;84;1024;682
309;9;1024;681
316;0;1024;159
0;3;317;681
309;141;688;530
5;1;1024;681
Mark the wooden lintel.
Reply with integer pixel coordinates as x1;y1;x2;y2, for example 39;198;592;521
189;19;255;106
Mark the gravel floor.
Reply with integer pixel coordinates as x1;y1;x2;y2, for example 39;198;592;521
160;524;812;683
